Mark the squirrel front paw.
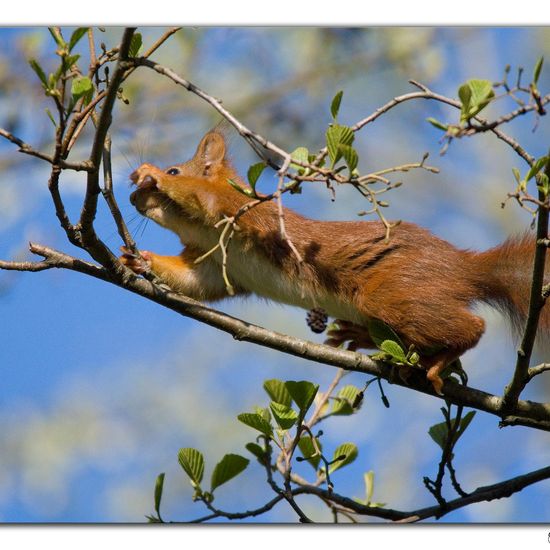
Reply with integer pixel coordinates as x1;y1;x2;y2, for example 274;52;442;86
119;246;153;274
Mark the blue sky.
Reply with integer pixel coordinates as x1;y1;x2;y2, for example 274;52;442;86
0;27;549;523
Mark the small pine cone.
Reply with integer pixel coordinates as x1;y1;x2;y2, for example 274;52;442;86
306;307;328;334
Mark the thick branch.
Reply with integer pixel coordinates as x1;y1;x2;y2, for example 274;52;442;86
73;27;138;277
12;242;550;431
79;27;136;231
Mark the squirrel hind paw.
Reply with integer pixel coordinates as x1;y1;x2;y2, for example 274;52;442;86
325;320;374;351
426;363;445;395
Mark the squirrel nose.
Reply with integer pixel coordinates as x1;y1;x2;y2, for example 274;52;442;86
130;170;158;190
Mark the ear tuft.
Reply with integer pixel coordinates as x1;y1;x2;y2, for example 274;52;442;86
195;131;226;168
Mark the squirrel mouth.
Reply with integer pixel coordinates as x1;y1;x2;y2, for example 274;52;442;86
129;170;161;207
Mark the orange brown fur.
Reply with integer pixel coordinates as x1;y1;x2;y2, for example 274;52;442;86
121;130;549;394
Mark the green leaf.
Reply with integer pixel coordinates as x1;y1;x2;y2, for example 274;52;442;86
379;339;407;363
48;27;66;48
247;162;266;190
526;155;549;182
339;144;358;174
269;401;298;430
326;124;354;166
538;173;550;197
359;470;385;508
468;79;494;108
458;79;495;123
178;448;205;487
512;167;522;185
297;436;322;470
45;108;57;128
210;454;249;492
426;117;449;131
364;470;374;504
47;73;57;90
263;379;292;406
457;82;472;115
129;32;143;57
428;410;476;450
29;59;47;87
245;442;267;463
71;76;92;96
428;420;448;450
330;90;344;119
71;76;93;105
329;442;358;474
63;54;81;71
331;385;363;416
363;470;380;504
154;472;165;517
69;27;89;52
253;406;271;424
533;56;544;85
367;318;404;349
227;177;256;198
237;412;273;437
456;410;476;440
290;146;310;172
285;380;319;415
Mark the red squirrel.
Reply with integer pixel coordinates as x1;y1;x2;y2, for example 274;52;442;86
120;130;550;394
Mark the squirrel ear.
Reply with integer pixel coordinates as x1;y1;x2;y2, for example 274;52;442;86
195;131;226;169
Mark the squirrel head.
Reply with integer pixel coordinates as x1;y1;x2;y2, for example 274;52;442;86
128;130;245;239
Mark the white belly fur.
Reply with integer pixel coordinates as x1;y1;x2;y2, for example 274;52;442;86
179;224;364;323
226;241;364;323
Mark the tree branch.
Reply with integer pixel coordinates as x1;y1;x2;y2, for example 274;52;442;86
294;462;550;522
501;154;550;412
0;128;92;171
79;27;136;232
8;241;550;432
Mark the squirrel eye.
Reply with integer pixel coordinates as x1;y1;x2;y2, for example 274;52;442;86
166;167;180;175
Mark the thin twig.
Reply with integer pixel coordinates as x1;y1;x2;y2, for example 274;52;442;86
292;461;550;522
100;134;136;250
306;369;345;428
527;363;550;381
188;493;286;523
276;156;304;267
0;128;91;171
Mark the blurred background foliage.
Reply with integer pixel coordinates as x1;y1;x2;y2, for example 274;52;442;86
0;27;549;522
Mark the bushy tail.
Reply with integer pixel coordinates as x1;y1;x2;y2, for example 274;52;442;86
476;234;550;344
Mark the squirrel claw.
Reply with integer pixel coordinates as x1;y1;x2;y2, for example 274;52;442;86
119;246;152;275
